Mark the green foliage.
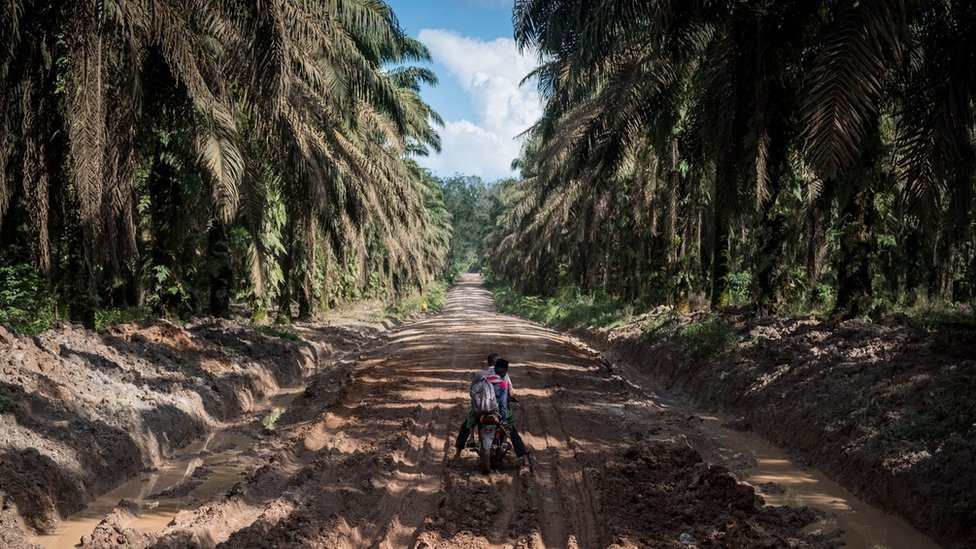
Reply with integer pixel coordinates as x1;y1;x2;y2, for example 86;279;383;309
885;405;958;448
724;272;753;306
641;312;682;344
493;0;976;321
0;1;451;328
95;308;151;331
893;299;976;330
488;281;633;329
676;316;738;359
262;407;285;431
439;176;502;276
0;264;58;335
386;280;449;318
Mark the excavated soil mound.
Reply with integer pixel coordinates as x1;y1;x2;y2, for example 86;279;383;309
596;442;826;548
0;318;379;548
582;311;976;548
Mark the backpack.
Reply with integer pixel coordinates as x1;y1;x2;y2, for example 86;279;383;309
470;374;499;415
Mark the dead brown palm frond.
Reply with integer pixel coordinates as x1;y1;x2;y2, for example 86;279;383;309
21;67;50;273
0;96;14;226
1;0;26;83
65;11;108;261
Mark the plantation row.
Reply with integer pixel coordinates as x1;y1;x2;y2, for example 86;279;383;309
487;0;976;318
5;1;976;330
0;1;454;329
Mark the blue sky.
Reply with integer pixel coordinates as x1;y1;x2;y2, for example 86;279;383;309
385;0;542;180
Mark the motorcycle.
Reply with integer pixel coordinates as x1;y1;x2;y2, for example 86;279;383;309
473;412;512;473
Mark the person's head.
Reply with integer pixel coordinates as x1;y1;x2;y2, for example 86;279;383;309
487;353;500;367
493;358;509;376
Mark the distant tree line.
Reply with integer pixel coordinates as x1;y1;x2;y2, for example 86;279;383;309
439;175;504;278
488;0;976;318
0;0;452;328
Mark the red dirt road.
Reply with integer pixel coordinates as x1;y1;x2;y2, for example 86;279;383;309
116;275;820;548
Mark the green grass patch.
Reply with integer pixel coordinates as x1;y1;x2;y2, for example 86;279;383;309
676;315;737;358
95;307;151;331
262;407;285;431
488;283;633;329
386;280;449;318
885;404;958;448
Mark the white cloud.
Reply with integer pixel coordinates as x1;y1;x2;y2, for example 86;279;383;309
417;29;542;180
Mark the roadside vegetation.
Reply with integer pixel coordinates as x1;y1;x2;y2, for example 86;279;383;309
0;1;532;336
487;1;976;322
0;1;455;332
489;280;634;329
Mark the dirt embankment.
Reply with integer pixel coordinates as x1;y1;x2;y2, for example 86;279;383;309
576;311;976;548
0;318;382;548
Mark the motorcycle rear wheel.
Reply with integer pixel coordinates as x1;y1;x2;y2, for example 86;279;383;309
479;448;491;474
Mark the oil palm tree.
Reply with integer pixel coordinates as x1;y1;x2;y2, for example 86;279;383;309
0;0;448;324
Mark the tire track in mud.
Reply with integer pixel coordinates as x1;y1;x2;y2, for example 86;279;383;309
308;305;486;548
169;279;629;547
134;275;827;549
527;374;606;548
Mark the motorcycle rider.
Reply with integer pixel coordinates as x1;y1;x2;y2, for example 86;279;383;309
453;356;529;466
452;352;499;452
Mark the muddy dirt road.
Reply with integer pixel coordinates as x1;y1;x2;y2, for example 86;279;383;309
38;274;821;549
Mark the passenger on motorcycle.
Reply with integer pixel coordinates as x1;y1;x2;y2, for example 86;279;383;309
453;357;529;465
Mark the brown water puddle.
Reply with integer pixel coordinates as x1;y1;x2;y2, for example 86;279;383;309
606;354;944;549
671;402;941;549
32;386;306;548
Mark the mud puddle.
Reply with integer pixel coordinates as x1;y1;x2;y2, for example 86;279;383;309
703;419;940;549
650;394;941;549
31;386;307;548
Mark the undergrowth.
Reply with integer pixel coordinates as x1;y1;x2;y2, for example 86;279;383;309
95;308;152;331
488;282;633;329
676;316;738;358
893;298;976;330
0;264;58;335
262;407;285;431
385;280;449;318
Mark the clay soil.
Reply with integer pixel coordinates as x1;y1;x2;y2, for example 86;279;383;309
581;309;976;549
0;314;383;548
1;276;828;548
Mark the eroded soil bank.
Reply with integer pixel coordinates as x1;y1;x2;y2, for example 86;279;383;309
4;276;831;548
575;310;976;548
0;316;384;548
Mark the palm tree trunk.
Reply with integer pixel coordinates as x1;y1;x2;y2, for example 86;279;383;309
753;132;790;313
754;207;786;313
277;217;296;322
297;223;314;320
208;222;232;318
834;186;875;319
709;205;730;309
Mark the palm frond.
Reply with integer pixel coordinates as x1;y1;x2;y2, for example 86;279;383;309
801;0;913;179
